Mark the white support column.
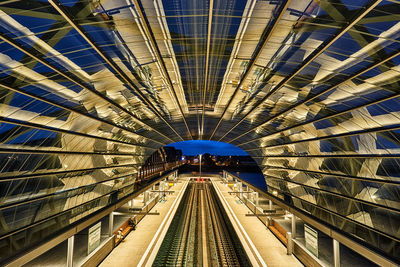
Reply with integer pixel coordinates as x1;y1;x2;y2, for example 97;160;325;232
67;235;74;267
291;214;296;239
333;239;340;267
129;200;134;210
109;212;114;237
254;192;259;206
286;232;292;255
269;199;273;210
267;216;271;226
160;180;165;191
161;181;166;200
143;191;149;204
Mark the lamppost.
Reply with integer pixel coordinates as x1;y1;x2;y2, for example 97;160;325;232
199;154;202;179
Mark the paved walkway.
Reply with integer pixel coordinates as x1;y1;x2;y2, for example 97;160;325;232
100;180;186;267
212;178;303;267
101;177;303;267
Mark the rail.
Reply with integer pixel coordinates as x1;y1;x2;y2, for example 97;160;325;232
153;179;251;266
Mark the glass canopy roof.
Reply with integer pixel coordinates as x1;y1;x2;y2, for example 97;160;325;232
0;0;399;263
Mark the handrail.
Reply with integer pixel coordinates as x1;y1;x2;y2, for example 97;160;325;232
1;169;179;266
222;170;398;267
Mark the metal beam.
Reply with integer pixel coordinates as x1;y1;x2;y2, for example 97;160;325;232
0;188;114;240
0;81;166;146
263;184;400;243
232;48;400;146
262;164;400;186
219;0;381;142
127;0;192;140
0;117;158;150
245;123;400;151
208;0;291;140
0;31;174;144
0;171;138;211
0;148;146;156
252;153;400;158
265;175;400;214
0;163;139;182
1;169;178;267
48;0;185;141
115;211;160;215
200;0;214;139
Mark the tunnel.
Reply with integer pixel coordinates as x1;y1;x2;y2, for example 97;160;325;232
0;0;399;265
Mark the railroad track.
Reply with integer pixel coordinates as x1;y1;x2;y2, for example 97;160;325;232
153;179;251;266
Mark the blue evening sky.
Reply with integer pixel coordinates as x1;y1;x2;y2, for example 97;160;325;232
166;140;248;156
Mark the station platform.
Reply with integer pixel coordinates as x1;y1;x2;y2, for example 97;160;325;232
100;180;187;266
16;174;393;267
100;176;303;267
211;178;303;267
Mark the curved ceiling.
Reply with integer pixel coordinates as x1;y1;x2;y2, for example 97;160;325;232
0;0;399;263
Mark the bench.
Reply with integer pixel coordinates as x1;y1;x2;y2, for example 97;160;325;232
113;218;134;245
268;220;288;244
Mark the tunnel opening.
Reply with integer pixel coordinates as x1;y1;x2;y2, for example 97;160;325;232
138;140;267;191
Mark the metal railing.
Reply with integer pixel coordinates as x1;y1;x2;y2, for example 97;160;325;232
222;170;398;267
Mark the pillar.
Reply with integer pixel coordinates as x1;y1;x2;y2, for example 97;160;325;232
254;192;259;206
269;199;273;211
143;191;150;204
160;181;165;197
333;239;340;267
108;212;114;237
238;182;243;198
67;235;74;267
286;232;292;255
291;214;296;239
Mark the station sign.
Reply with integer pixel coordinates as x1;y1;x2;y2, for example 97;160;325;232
304;224;318;258
88;221;101;255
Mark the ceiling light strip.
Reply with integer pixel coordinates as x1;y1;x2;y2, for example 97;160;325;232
48;0;185;141
0;117;157;150
0;82;166;146
234;48;400;146
0;31;175;144
200;0;214;139
208;0;292;140
220;0;382;142
261;164;400;185
131;0;193;140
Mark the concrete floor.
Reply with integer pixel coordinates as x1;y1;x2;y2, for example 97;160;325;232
275;219;378;266
100;180;185;266
101;177;303;267
22;177;383;267
212;179;303;267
